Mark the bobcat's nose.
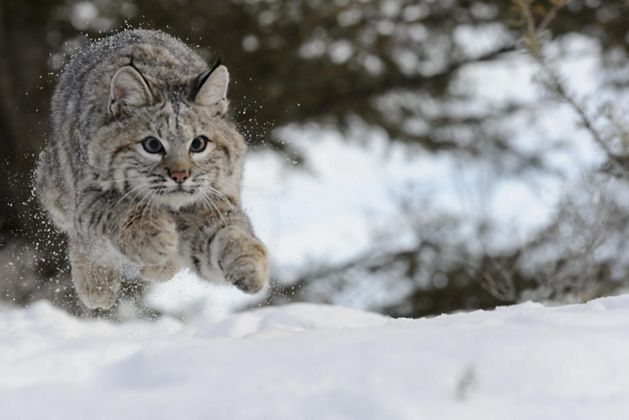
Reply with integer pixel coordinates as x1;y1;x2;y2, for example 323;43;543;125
168;169;190;184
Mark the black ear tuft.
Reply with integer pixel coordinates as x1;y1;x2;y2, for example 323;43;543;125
209;57;224;74
191;57;224;102
191;59;230;112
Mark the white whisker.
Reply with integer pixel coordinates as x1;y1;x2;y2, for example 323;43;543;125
201;190;227;226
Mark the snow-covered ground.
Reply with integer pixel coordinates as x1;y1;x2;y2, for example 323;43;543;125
3;294;629;420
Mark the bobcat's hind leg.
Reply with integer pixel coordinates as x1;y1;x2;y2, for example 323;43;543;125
69;245;122;309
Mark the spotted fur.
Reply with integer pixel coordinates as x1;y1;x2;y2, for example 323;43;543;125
36;30;268;309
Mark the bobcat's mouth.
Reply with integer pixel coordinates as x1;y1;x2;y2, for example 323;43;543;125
161;188;201;210
147;183;202;210
141;178;227;211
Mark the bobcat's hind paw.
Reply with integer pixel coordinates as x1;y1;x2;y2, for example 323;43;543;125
70;251;122;310
76;278;120;309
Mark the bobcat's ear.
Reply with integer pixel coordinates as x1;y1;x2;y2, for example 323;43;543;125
109;66;153;116
192;64;229;116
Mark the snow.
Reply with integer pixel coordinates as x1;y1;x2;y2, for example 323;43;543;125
4;294;629;419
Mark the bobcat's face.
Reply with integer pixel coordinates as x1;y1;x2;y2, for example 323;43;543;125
89;64;245;210
111;102;244;210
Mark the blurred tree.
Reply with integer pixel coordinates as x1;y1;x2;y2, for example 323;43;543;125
265;0;629;317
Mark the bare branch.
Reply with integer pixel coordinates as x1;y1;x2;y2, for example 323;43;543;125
514;0;629;171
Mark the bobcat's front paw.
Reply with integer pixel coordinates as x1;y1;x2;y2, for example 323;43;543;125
224;256;268;293
115;209;178;266
141;257;181;283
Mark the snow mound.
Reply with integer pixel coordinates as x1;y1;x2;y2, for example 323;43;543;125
3;297;629;420
195;302;389;338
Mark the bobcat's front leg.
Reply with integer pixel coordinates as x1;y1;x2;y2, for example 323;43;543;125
178;206;268;293
75;188;178;266
113;205;178;266
212;226;268;293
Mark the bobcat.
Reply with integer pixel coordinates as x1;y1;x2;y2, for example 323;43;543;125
36;29;268;309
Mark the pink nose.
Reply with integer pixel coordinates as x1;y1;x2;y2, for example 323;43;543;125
169;169;190;184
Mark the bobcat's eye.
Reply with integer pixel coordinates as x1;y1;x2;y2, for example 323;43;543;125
190;135;209;153
141;136;164;154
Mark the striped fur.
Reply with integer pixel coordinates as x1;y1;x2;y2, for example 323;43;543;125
36;30;268;309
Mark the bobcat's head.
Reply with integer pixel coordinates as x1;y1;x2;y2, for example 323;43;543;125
89;62;245;211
